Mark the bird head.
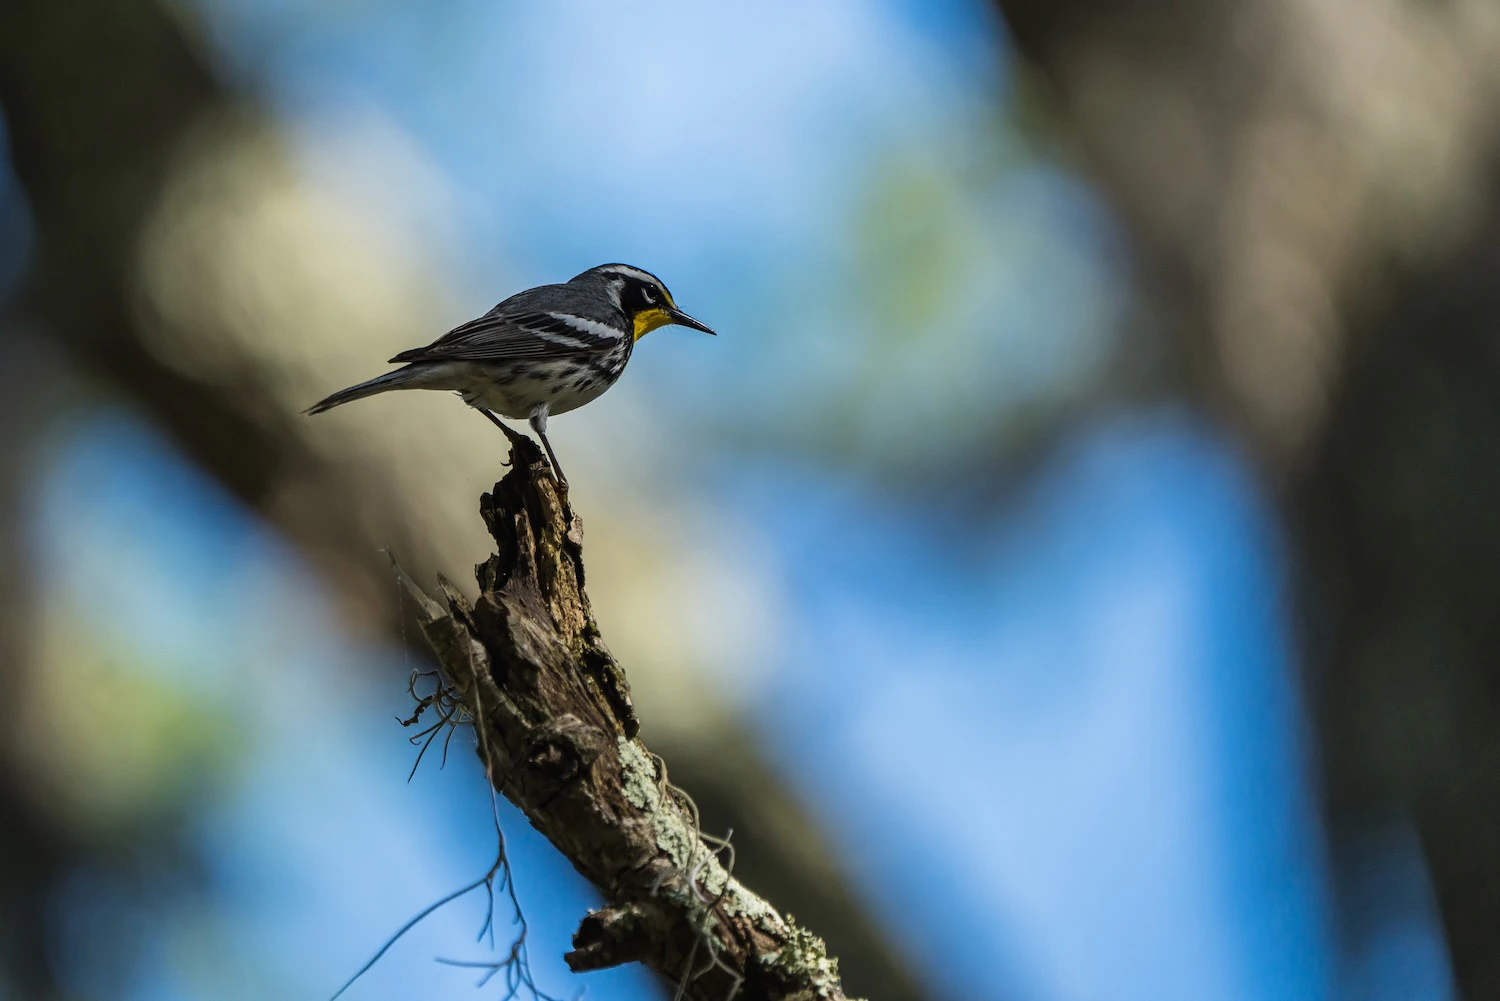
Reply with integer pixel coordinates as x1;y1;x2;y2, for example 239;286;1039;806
579;263;716;340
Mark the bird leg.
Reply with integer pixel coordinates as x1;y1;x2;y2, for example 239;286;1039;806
528;407;567;486
473;407;567;485
476;407;531;451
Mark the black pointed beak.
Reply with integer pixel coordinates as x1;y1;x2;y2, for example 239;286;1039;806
668;307;716;335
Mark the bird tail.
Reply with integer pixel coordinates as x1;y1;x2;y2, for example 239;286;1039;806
304;365;435;415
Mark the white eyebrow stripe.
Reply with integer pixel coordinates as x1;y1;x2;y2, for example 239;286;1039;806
601;264;658;285
550;312;626;342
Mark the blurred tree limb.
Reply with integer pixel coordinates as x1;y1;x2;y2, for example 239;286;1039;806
992;0;1500;992
398;432;852;1001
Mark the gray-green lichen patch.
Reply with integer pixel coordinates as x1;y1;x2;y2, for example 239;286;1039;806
617;737;662;812
720;881;778;923
654;811;698;874
617;736;854;998
761;916;843;998
615;738;733;903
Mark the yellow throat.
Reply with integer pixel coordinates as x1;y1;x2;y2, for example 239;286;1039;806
632;307;673;340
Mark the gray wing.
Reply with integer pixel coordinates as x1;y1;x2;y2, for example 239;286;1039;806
389;306;625;364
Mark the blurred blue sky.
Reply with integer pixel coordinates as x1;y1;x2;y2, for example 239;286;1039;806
748;415;1329;1000
8;0;1459;999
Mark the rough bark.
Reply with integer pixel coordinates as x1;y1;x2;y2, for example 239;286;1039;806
400;430;853;1001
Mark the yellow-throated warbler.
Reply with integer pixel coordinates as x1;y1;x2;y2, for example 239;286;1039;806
306;263;714;482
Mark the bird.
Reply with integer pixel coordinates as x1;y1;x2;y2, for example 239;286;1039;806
305;263;715;483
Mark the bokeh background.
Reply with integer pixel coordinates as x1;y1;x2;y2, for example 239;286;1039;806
1;1;1497;999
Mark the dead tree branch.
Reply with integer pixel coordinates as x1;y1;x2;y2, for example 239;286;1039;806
397;435;854;1001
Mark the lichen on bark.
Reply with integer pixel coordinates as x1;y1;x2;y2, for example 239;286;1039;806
398;433;855;1001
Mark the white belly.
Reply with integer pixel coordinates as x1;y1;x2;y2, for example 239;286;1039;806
448;358;622;419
